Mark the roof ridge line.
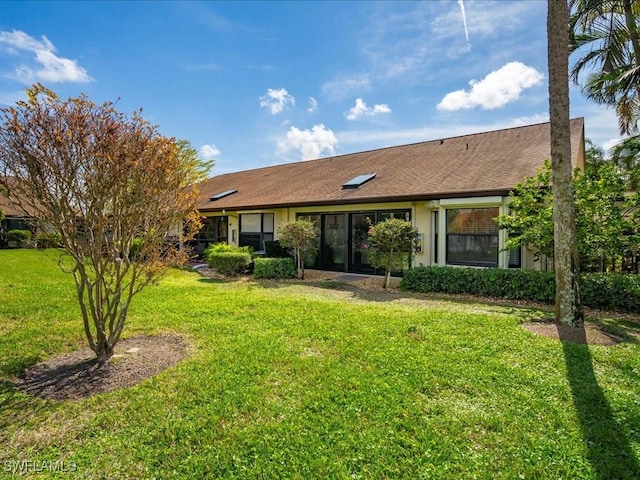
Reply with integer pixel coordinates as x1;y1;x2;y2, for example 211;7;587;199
205;118;584;180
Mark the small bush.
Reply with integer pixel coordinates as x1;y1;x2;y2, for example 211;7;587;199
400;266;639;314
207;251;252;276
204;242;253;260
253;257;296;279
129;238;145;261
264;240;291;258
581;273;640;313
7;229;32;247
205;242;236;255
35;232;63;249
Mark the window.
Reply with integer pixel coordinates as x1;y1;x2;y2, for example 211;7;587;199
198;217;228;243
446;208;499;267
378;210;411;222
240;213;274;252
209;189;237;201
3;218;30;231
191;216;228;256
342;173;376;189
508;246;522;268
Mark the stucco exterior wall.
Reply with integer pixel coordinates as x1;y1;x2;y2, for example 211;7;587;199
199;195;549;272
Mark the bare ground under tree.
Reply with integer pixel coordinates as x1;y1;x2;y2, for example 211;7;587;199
14;334;190;401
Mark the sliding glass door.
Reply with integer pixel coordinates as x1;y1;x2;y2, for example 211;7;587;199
350;212;375;273
297;209;411;273
321;214;346;271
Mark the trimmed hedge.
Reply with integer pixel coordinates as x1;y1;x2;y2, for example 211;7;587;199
253;257;296;279
7;229;32;247
35;232;63;249
581;273;640;313
400;266;640;314
204;242;253;257
207;251;252;276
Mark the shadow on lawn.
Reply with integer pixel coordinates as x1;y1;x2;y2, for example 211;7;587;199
0;381;59;446
255;278;413;303
561;327;640;478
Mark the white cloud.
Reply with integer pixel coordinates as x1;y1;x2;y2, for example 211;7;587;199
601;137;623;152
259;87;295;114
307;96;318;113
277;124;338;161
0;30;91;83
346;98;392;121
199;144;221;160
430;2;532;46
320;74;371;101
511;113;550;126
437;61;543;111
355;2;542;88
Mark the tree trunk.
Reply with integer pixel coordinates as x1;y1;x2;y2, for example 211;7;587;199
94;340;114;364
296;247;304;279
384;251;393;289
548;0;584;327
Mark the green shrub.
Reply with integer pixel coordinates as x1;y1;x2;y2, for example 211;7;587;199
400;266;638;313
35;232;62;249
204;242;236;255
7;229;32;247
253;257;296;279
204;242;253;260
207;251;252;276
264;240;291;258
581;273;640;313
129;237;145;261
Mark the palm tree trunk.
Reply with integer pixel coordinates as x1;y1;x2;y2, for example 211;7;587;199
548;0;584;327
622;0;640;63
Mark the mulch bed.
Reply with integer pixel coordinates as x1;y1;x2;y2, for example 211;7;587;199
14;334;190;401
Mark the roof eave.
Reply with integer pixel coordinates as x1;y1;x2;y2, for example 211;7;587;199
197;188;512;213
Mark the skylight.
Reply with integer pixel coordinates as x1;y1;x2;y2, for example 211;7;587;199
342;173;376;189
210;189;237;201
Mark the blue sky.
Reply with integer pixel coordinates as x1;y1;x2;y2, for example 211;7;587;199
0;1;623;176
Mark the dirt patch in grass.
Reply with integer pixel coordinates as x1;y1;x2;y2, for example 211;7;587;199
523;321;624;346
14;334;190;401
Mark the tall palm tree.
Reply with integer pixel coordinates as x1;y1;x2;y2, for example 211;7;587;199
569;0;640;134
549;0;584;327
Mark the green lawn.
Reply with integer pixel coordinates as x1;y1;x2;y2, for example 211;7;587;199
1;249;639;479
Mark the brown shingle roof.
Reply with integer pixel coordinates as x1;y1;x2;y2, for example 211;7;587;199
196;118;585;212
0;178;31;217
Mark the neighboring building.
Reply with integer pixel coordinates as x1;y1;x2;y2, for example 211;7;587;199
194;119;585;273
0;183;36;246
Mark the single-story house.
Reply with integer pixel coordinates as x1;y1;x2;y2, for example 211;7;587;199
0;182;36;246
194;118;585;274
